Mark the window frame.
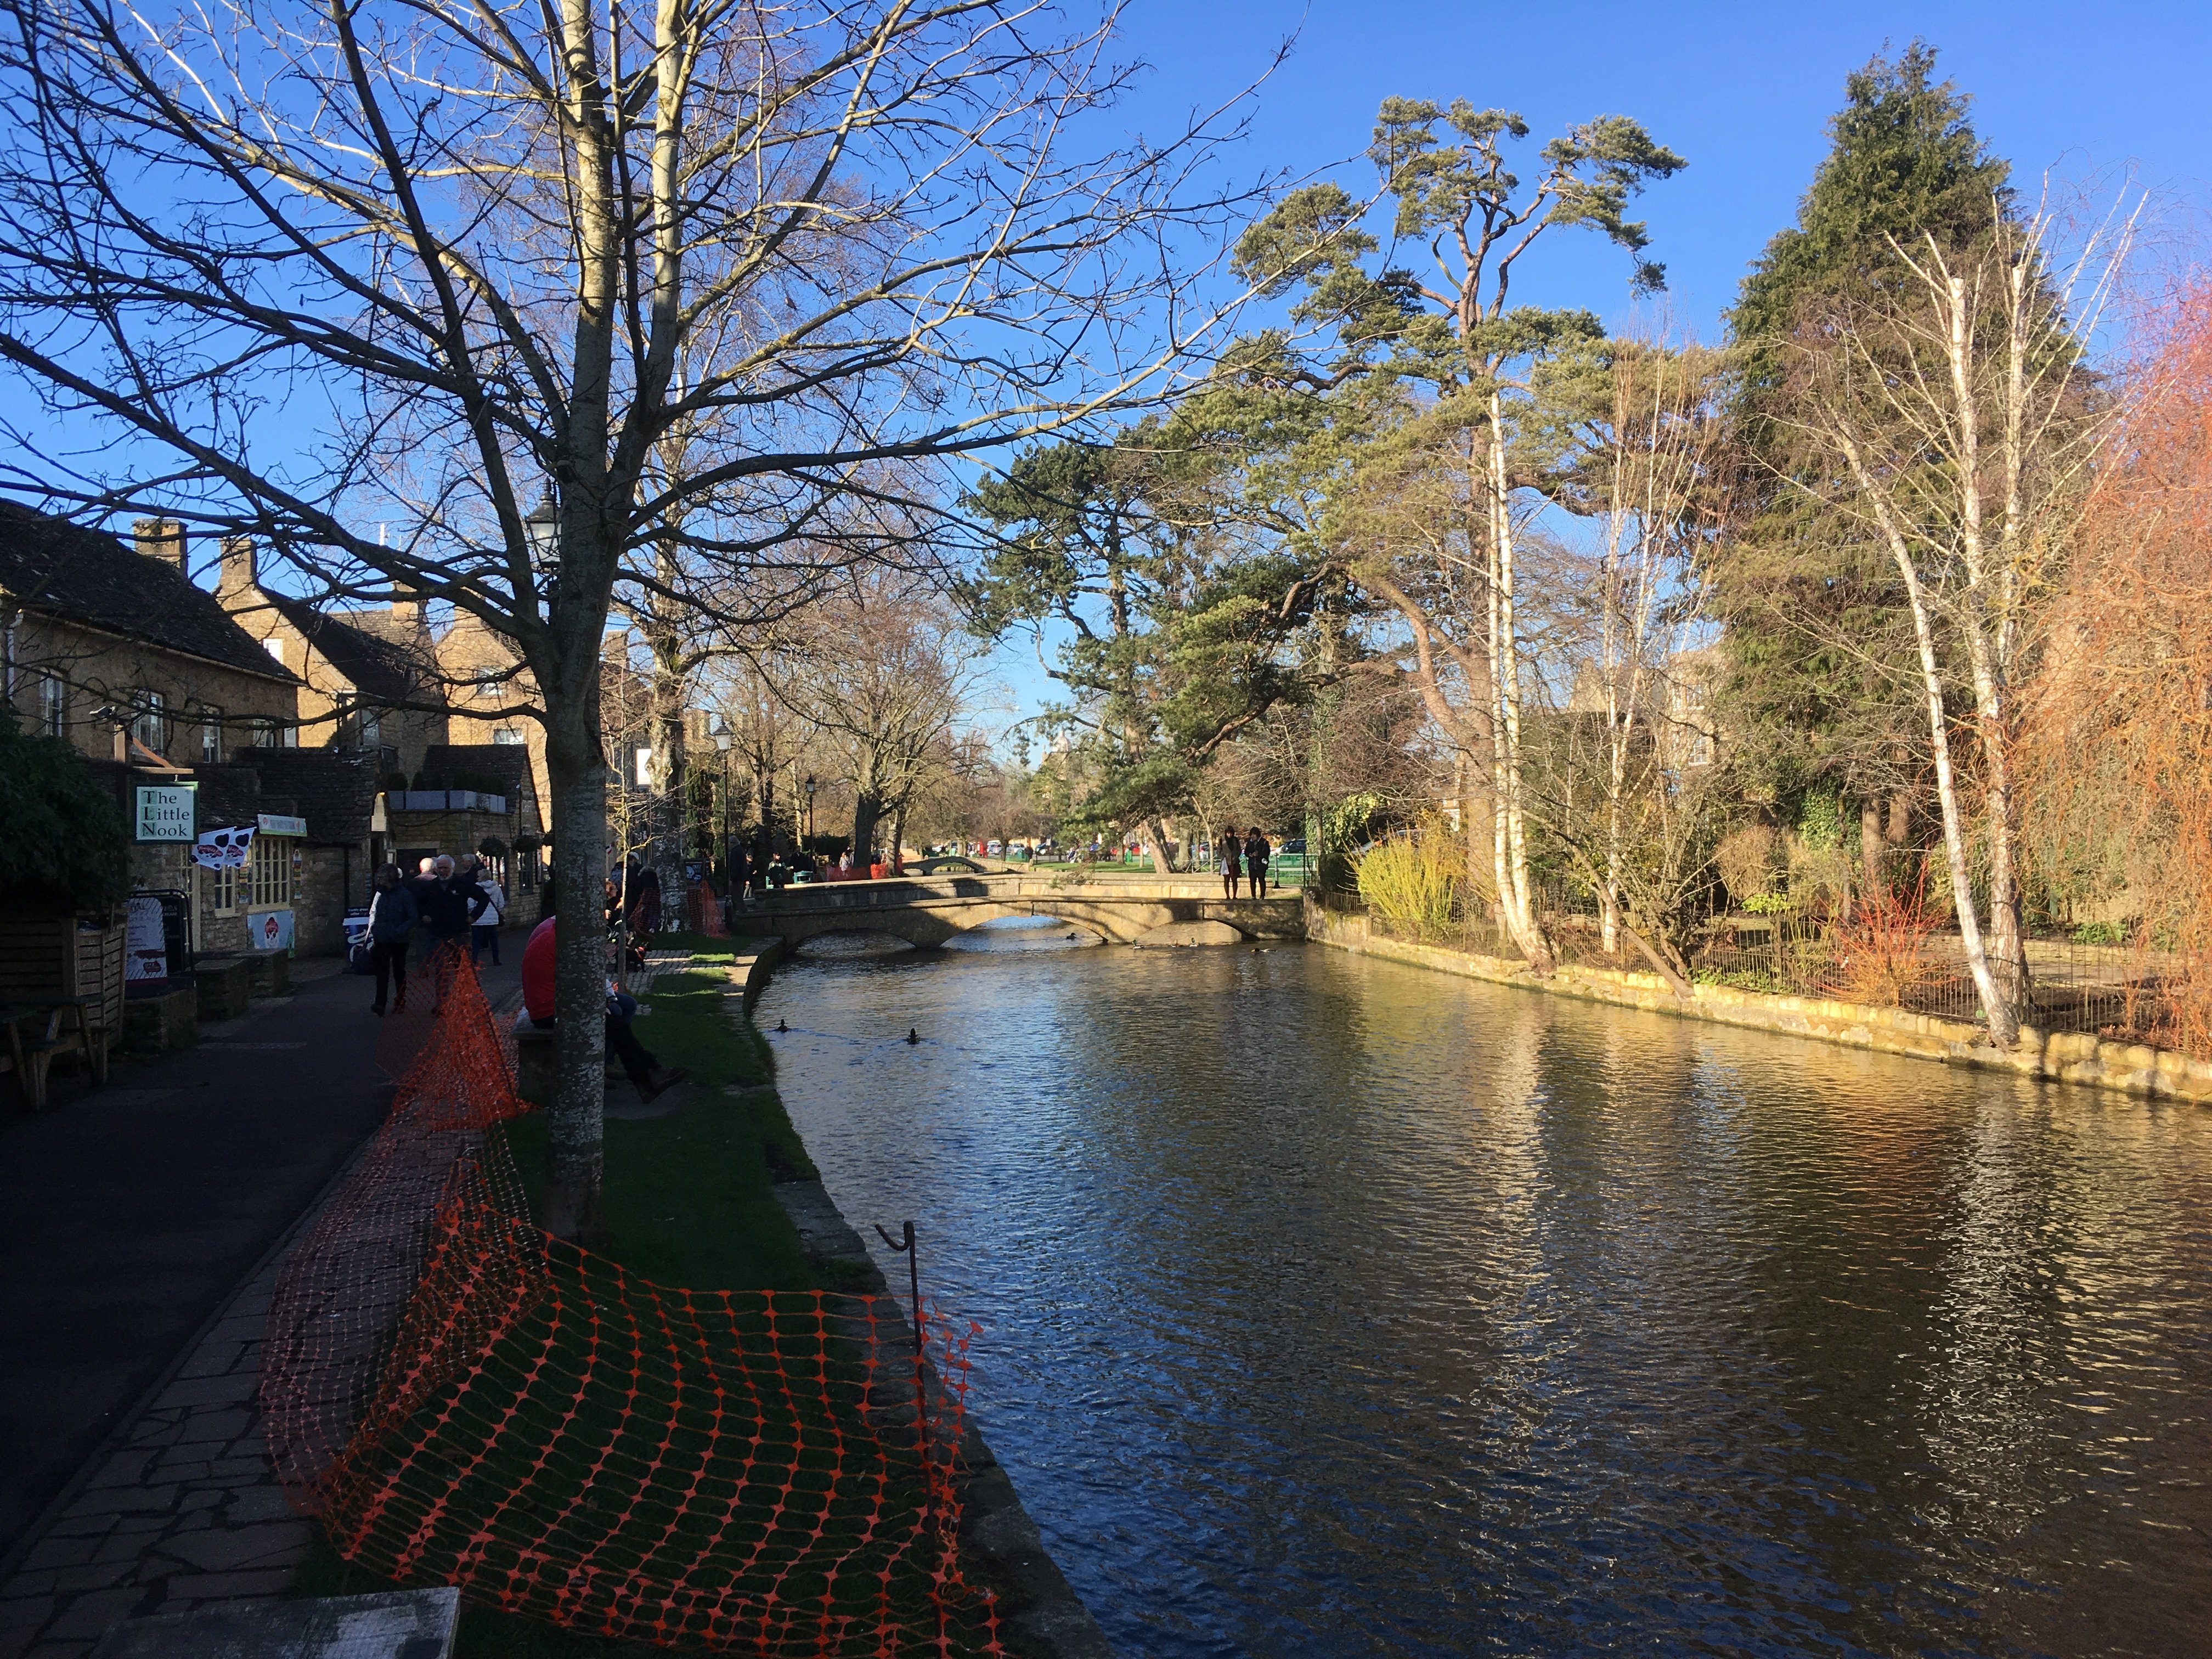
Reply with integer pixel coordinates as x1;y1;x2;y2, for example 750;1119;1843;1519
133;690;167;754
210;859;240;917
249;835;296;909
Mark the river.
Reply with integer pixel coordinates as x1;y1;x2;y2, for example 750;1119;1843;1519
756;927;2212;1658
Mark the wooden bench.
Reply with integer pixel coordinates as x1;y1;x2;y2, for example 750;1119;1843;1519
1;999;89;1111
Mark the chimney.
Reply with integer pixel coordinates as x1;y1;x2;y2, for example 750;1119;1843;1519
218;534;257;596
391;595;425;633
133;517;185;572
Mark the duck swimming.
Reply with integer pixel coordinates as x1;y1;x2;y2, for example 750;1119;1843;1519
906;1027;921;1045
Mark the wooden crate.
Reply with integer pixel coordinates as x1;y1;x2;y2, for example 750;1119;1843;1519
0;914;73;998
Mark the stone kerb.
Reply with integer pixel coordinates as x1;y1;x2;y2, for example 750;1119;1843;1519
1305;903;2212;1105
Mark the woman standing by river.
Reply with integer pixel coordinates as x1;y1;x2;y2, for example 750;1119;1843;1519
1220;832;1242;899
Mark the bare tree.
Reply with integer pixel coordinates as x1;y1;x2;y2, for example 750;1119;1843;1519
1792;191;2134;1046
787;572;989;863
0;0;1260;1236
1552;337;1731;958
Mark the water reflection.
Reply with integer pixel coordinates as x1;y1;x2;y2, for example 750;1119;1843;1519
759;944;2212;1658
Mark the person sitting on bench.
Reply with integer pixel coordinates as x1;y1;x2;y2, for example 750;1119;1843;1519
521;916;687;1103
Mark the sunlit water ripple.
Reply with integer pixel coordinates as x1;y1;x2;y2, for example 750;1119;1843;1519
757;933;2212;1658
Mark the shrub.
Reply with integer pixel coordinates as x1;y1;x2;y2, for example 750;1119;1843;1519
1822;879;1939;1007
1356;832;1461;939
1716;825;1783;907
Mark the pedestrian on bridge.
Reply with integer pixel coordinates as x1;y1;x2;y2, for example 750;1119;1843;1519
1244;827;1271;896
1220;832;1242;900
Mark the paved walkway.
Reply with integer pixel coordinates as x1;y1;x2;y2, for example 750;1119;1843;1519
0;953;520;1658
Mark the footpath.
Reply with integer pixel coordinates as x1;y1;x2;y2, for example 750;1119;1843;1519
0;954;520;1658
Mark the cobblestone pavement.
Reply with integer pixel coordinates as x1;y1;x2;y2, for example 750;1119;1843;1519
0;1243;313;1659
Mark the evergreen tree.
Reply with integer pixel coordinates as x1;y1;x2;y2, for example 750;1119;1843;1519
0;709;131;912
959;422;1333;864
1715;42;2011;885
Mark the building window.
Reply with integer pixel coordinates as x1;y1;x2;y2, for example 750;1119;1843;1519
40;674;66;738
134;691;167;754
1688;732;1714;768
264;637;285;665
210;860;239;916
493;726;525;746
248;717;280;748
279;721;297;749
196;707;222;763
359;709;382;749
250;837;294;908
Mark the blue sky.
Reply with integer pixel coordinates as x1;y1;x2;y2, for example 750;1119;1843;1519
981;0;2212;734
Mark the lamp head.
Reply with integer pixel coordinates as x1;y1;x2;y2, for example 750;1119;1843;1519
523;487;559;559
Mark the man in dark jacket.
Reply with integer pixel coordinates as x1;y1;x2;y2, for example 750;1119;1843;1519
416;854;476;1001
365;864;417;1016
1243;827;1271;896
403;857;442;960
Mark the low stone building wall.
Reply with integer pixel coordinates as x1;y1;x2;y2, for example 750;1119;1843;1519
1306;903;2212;1107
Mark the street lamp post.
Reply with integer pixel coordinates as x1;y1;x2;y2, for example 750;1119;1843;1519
711;717;733;890
804;774;816;845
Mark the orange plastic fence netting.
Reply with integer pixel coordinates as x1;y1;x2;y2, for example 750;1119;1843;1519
268;947;1002;1654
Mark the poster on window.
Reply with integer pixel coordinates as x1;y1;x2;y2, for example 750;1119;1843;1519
193;825;255;870
247;908;295;955
125;894;168;982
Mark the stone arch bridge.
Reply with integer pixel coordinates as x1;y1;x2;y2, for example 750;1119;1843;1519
733;873;1308;950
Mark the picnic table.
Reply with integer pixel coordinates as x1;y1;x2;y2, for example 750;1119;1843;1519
1;995;99;1111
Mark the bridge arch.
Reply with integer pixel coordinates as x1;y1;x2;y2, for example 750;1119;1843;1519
733;877;1306;952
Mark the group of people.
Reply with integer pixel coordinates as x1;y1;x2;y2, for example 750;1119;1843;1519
1218;828;1273;900
363;853;510;1015
366;851;685;1104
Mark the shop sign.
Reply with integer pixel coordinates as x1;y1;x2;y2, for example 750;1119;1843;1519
248;907;296;955
125;894;168;981
257;812;307;837
134;783;196;842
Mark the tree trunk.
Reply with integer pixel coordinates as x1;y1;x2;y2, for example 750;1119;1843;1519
541;701;608;1246
1146;815;1181;873
1860;798;1886;903
853;789;883;867
1892;545;2018;1046
1485;413;1552;975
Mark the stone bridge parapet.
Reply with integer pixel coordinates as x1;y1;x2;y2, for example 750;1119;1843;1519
732;872;1307;949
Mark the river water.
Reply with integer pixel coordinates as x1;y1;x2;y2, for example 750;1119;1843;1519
757;929;2212;1658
